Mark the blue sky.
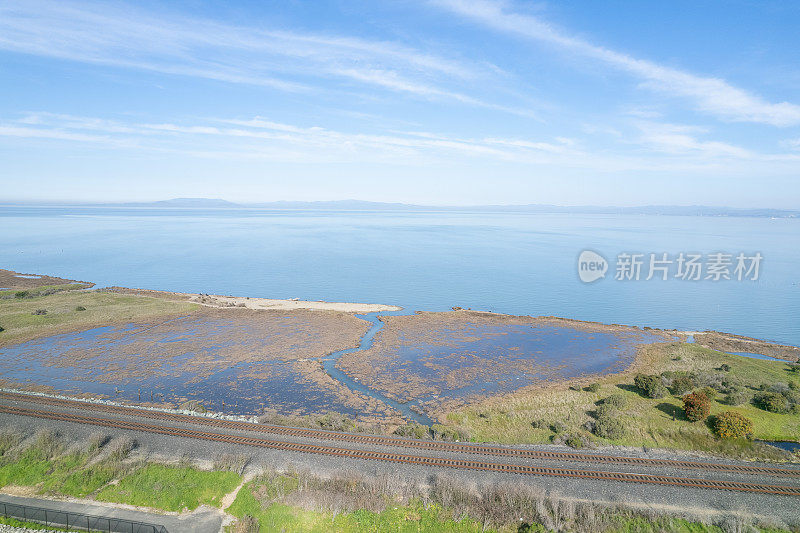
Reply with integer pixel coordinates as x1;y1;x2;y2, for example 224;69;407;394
1;0;799;207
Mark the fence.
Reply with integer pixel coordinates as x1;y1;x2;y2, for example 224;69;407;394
0;499;168;533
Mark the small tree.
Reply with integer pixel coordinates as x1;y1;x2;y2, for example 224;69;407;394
683;391;711;422
586;383;601;393
713;411;753;440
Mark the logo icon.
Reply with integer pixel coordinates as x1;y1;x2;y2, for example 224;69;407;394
578;250;608;283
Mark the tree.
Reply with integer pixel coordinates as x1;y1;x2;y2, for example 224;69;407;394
713;411;753;440
683;391;711;422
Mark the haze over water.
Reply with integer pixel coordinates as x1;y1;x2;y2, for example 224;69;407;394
2;206;799;346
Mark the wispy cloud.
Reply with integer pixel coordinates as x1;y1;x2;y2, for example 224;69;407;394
633;122;754;158
3;112;797;173
430;0;800;126
0;0;504;107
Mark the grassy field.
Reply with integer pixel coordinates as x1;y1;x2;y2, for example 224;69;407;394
96;463;241;512
225;469;792;533
0;289;198;345
443;342;799;458
0;429;137;497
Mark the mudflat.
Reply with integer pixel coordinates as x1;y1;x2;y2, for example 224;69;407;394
336;310;671;416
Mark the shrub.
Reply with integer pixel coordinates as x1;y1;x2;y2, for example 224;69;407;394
178;400;206;413
550;421;567;434
754;392;789;414
713;411;754;440
593;414;625;440
585;383;601;393
725;388;752;406
31;309;47;315
634;374;668;399
75;306;86;311
683;392;711;422
564;435;583;449
14;291;28;299
719;363;731;372
569;384;582;392
670;375;695;396
0;325;4;332
700;386;718;401
531;419;547;429
431;424;469;442
234;515;260;533
593;403;617;418
602;394;627;409
394;423;429;439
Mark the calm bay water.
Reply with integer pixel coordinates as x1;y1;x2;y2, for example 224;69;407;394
2;206;799;346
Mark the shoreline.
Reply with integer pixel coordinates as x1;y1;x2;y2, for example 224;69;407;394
103;286;403;313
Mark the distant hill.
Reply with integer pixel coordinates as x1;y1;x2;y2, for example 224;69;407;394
3;198;798;217
124;198;241;208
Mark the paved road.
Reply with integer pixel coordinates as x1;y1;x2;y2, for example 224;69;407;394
0;494;222;533
1;394;799;528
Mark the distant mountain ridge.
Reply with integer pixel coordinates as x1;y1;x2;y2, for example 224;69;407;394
3;198;798;217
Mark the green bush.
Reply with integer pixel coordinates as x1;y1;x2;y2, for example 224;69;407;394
564;435;583;449
394;423;428;439
594;403;618;418
431;424;469;442
602;394;627;409
754;392;789;414
712;411;753;440
700;386;718;401
634;374;668;399
531;419;547;429
31;309;47;315
593;414;625;440
14;291;28;299
585;383;601;393
75;306;86;311
719;363;731;372
683;392;710;422
670;375;695;396
550;421;567;434
725;387;752;406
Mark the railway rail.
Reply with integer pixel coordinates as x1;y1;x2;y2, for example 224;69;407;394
1;390;798;479
2;403;800;497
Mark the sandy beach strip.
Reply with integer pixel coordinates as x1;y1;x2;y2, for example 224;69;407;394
104;287;402;313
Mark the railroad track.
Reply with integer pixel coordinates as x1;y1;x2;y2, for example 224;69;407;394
2;404;799;497
2;391;798;479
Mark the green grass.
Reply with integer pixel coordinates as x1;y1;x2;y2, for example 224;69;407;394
0;290;197;345
96;464;241;512
227;483;493;533
0;283;92;300
0;447;53;487
0;515;86;532
444;343;799;458
53;464;120;498
226;479;788;533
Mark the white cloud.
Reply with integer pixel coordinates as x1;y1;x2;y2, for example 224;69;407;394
3;112;797;173
431;0;800;126
0;0;498;106
633;122;754;158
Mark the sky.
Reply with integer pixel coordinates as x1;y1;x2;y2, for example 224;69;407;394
1;0;799;207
